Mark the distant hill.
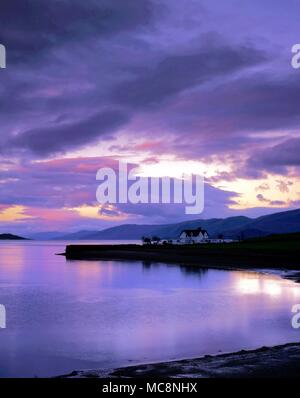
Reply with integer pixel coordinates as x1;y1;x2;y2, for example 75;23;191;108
246;209;300;234
0;233;28;240
27;231;71;240
41;208;300;241
54;230;108;240
54;225;168;241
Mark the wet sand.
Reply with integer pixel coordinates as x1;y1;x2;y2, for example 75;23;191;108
60;342;300;378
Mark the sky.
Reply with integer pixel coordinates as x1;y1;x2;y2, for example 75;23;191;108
0;0;300;234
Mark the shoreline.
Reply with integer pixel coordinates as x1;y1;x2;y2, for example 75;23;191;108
60;342;300;378
64;241;300;276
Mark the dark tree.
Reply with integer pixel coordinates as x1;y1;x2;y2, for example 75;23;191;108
151;236;161;244
141;236;152;245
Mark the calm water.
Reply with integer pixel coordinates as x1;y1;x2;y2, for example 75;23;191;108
0;241;300;377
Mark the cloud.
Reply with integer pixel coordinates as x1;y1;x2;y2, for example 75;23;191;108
248;138;300;172
0;156;241;231
0;0;156;157
256;193;286;207
256;194;269;203
0;0;153;63
270;200;286;206
276;180;293;193
119;71;300;167
256;183;270;191
112;39;267;108
8;110;129;155
0;0;299;231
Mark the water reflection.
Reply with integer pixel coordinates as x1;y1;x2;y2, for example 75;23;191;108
0;241;300;377
142;260;209;278
235;273;286;297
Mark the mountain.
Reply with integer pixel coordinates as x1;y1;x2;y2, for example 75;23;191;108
57;218;252;240
57;225;169;241
0;233;28;240
26;231;66;240
54;230;107;240
48;208;300;241
246;209;300;234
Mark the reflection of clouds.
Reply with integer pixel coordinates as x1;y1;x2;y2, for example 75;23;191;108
237;277;260;294
292;287;300;297
0;244;26;278
264;281;281;297
235;274;285;297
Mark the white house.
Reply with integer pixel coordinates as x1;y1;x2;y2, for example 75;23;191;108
179;227;209;244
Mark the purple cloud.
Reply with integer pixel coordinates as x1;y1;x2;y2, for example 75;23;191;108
248;138;300;172
112;38;267;108
0;0;299;232
7;110;129;156
0;0;153;63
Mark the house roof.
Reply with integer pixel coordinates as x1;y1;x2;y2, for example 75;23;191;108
180;227;209;237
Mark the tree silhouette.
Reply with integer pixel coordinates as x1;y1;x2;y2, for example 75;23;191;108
141;236;152;245
151;236;161;244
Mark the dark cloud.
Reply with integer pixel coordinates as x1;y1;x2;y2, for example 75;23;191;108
257;193;268;203
116;70;300;180
202;75;300;133
248;138;300;173
0;1;158;157
112;40;267;107
256;194;286;207
8;110;129;155
149;73;300;150
0;0;153;63
0;1;275;161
